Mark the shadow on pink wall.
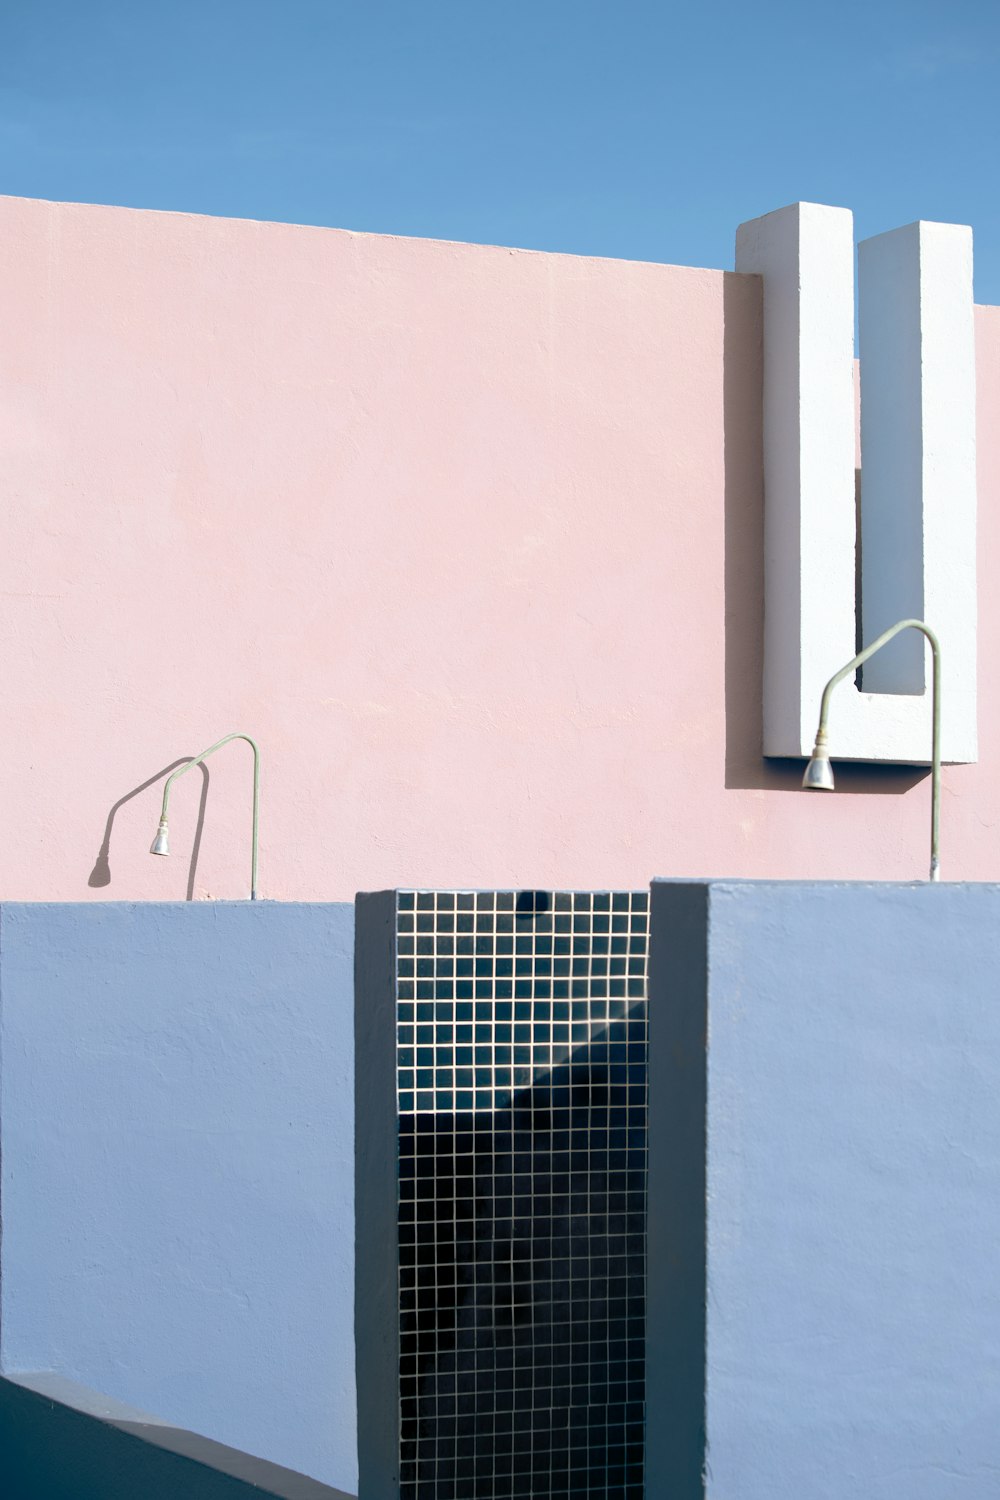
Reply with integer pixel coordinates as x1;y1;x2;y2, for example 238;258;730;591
89;758;210;899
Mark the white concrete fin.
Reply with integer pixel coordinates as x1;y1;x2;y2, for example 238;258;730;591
735;202;977;764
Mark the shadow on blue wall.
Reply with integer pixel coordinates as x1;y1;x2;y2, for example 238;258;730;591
0;1373;353;1500
398;1018;646;1500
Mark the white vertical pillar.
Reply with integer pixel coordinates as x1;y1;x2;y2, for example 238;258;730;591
858;221;977;754
735;203;857;758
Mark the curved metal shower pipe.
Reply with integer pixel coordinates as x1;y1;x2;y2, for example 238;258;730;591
802;619;941;881
150;733;260;900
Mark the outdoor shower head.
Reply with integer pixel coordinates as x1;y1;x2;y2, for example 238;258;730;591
801;618;941;881
802;741;835;791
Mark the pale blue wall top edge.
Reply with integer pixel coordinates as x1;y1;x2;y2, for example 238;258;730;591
651;876;1000;890
0;900;354;909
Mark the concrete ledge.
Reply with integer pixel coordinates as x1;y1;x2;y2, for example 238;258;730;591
0;1372;355;1500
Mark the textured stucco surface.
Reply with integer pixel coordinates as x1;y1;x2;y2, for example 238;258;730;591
2;194;1000;898
647;879;1000;1500
0;901;357;1492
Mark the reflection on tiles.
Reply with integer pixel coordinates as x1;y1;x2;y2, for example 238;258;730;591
396;891;648;1500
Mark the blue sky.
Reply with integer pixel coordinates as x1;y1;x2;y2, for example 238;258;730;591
1;0;998;301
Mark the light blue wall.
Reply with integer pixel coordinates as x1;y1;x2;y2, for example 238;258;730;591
0;902;357;1494
647;880;1000;1500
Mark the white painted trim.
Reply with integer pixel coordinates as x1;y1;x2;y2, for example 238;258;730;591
735;203;977;765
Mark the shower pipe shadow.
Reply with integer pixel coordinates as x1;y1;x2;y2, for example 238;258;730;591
88;759;210;900
399;1014;647;1500
721;274;924;797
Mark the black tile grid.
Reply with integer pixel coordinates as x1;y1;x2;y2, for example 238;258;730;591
396;890;648;1500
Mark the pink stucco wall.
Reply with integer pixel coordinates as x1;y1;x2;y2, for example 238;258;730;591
2;194;999;899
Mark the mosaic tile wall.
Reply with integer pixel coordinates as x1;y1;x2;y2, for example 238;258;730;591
395;890;648;1500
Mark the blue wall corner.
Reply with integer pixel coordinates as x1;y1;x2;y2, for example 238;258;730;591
648;880;1000;1500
